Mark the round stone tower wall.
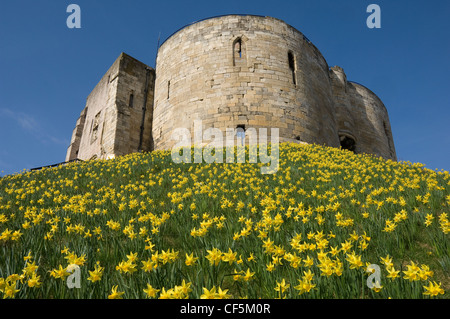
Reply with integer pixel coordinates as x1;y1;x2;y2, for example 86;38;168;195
152;15;340;151
346;82;397;160
329;66;397;161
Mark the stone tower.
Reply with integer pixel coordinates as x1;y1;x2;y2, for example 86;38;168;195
66;53;155;161
153;15;340;151
329;66;396;160
66;15;396;162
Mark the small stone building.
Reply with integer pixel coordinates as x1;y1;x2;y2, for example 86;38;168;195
66;15;396;162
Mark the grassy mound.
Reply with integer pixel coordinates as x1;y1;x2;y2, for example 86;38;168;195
0;143;449;299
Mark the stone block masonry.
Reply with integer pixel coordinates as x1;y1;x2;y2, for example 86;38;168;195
66;53;155;162
67;15;396;162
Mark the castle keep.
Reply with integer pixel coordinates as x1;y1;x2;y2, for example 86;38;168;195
66;15;396;162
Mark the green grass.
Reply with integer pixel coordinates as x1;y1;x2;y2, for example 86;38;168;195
0;143;449;299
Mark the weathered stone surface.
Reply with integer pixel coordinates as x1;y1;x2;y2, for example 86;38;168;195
66;53;155;161
329;66;396;160
66;15;396;162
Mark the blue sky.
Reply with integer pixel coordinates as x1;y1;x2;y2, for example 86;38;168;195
0;0;449;176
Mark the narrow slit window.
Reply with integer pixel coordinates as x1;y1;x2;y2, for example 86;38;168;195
90;112;101;144
233;38;246;66
129;92;134;108
235;39;242;58
167;80;171;100
288;52;296;86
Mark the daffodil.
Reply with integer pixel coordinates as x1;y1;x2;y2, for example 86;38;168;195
1;142;449;299
266;262;275;272
64;253;86;266
141;258;157;272
242;268;255;281
274;279;290;295
294;277;316;295
50;265;70;280
126;251;138;262
2;282;19;299
418;264;434;280
216;286;232;299
346;252;363;269
380;255;394;268
143;283;160;298
116;260;137;274
205;247;222;266
158;287;173;299
385;266;399;280
87;262;104;283
179;280;192;297
108;285;124;299
370;284;383;293
403;262;420;281
23;252;33;261
200;286;218;299
303;255;314;267
424;213;434;227
221;248;237;265
423;281;445;297
185;252;198;266
22;261;38;277
27;273;42;288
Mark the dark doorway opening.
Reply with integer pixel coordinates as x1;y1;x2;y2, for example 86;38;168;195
340;135;356;153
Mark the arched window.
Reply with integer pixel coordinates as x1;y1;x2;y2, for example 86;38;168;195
236;125;246;146
233;38;246;66
288;51;296;86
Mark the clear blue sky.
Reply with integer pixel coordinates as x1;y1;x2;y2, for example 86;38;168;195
1;0;449;176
